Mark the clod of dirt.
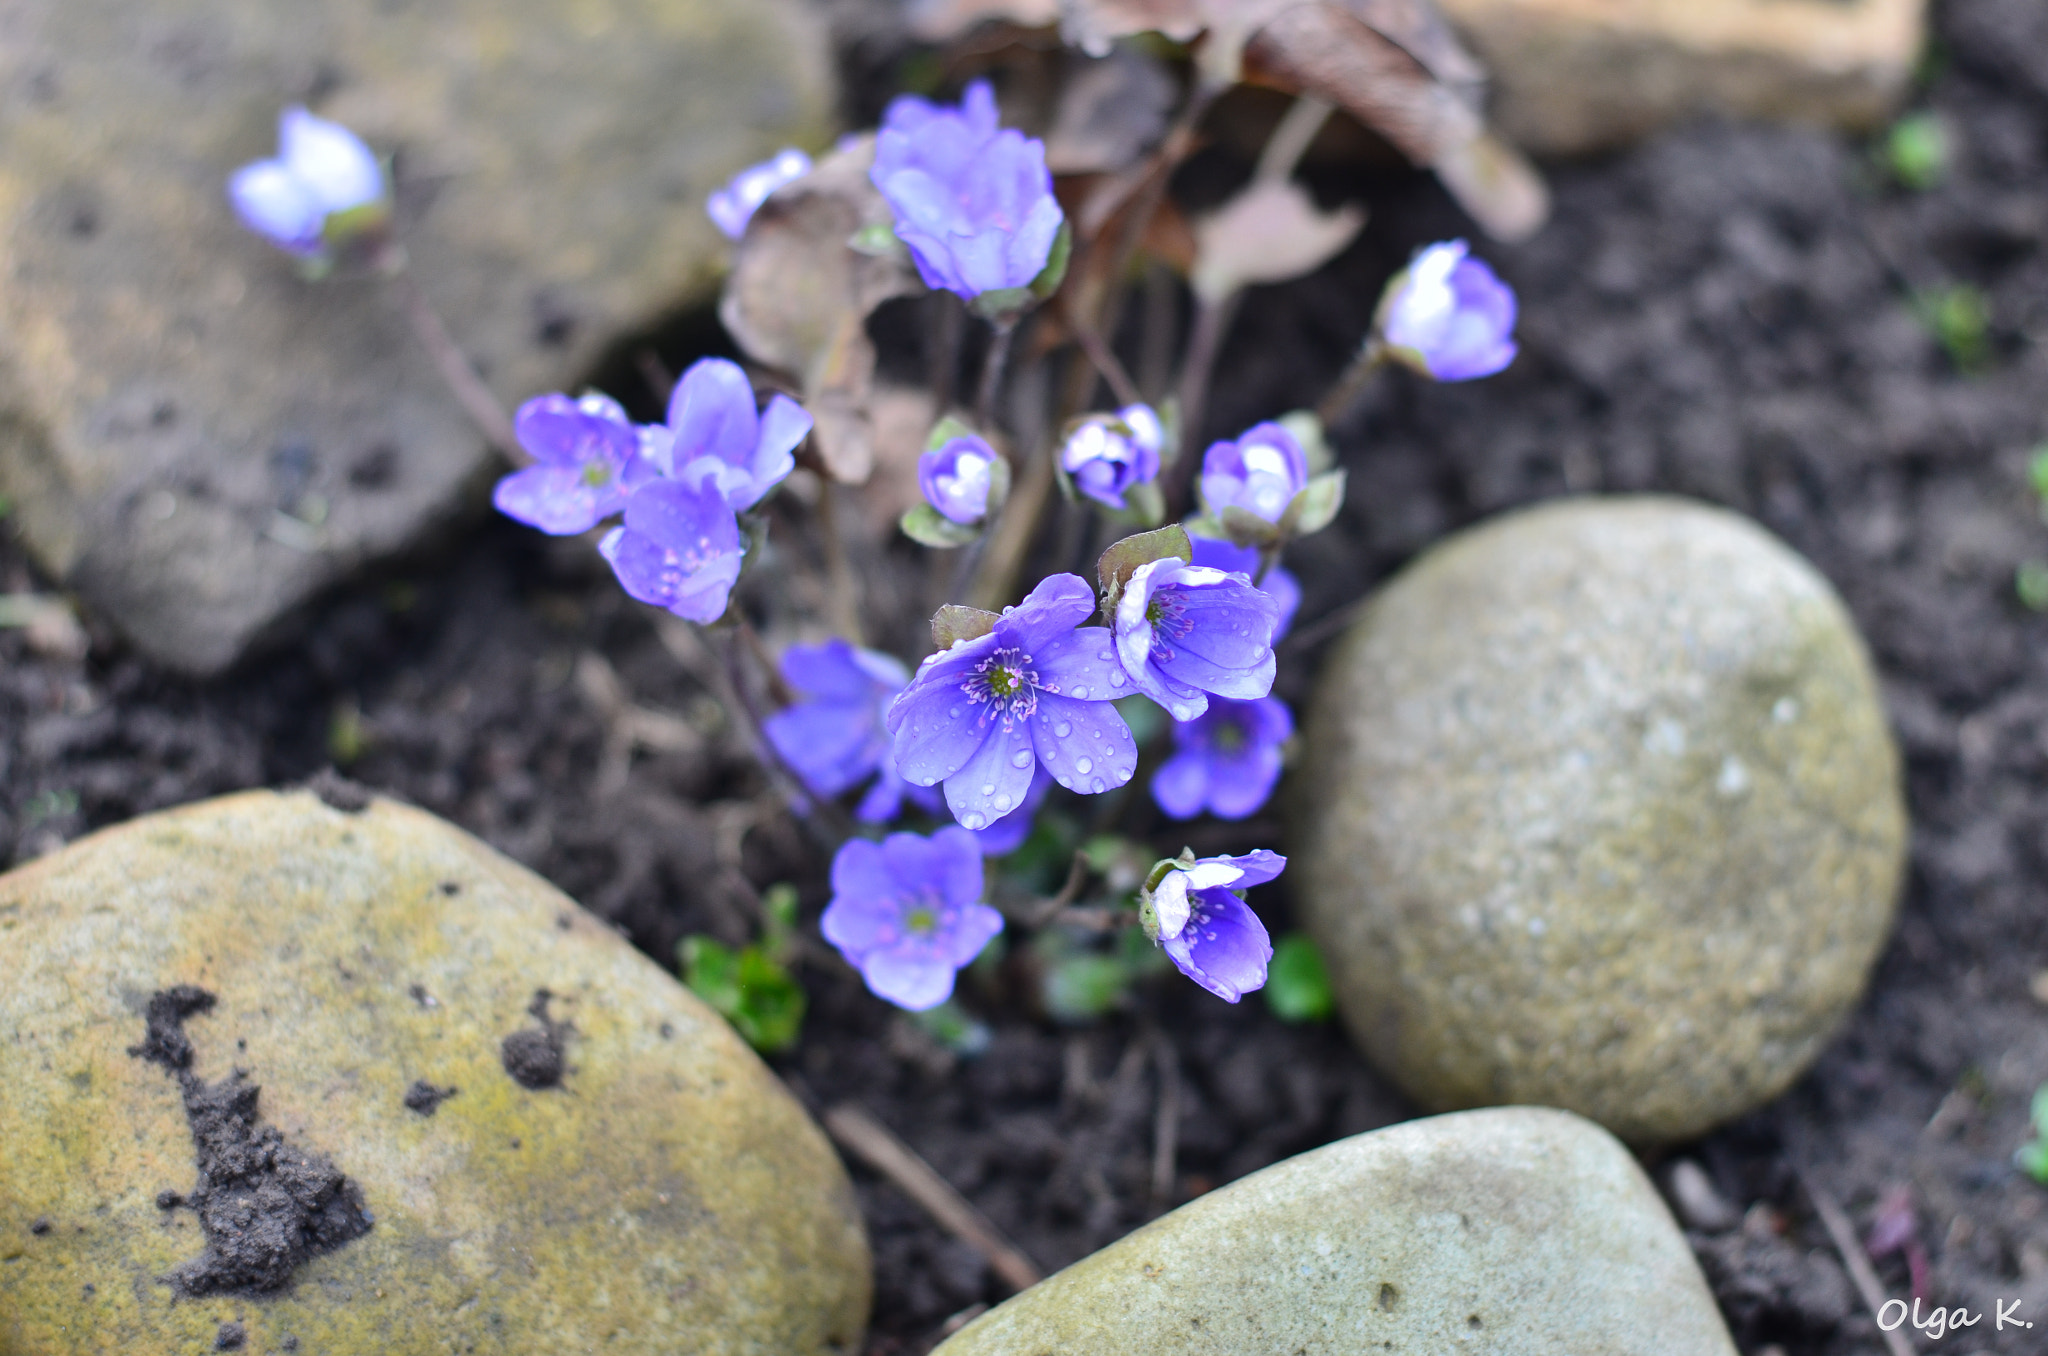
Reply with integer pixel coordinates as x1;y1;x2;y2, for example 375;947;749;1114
29;1217;51;1235
305;768;372;813
129;986;372;1296
499;990;568;1090
403;1080;457;1116
214;1320;246;1350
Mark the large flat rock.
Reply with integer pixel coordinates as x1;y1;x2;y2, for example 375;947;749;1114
0;0;833;674
1437;0;1925;153
0;789;870;1353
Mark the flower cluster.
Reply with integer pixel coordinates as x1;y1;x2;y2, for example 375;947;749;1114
496;357;809;622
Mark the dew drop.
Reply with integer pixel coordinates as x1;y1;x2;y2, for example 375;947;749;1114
1090;777;1106;793
1076;756;1094;775
949;705;963;719
1010;748;1033;768
960;811;987;830
994;792;1014;812
1071;685;1089;699
1109;671;1126;688
980;782;996;796
1054;721;1072;737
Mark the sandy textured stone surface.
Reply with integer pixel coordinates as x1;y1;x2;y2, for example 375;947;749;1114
933;1106;1737;1356
1296;497;1905;1144
0;790;869;1354
1436;0;1924;153
0;0;832;674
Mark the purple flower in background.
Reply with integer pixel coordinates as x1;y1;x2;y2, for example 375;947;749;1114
1199;422;1310;524
973;766;1052;856
823;827;1005;1010
870;80;1065;301
597;481;744;624
707;148;813;240
1060;405;1162;510
649;358;812;511
764;640;940;823
1151;697;1293;821
888;574;1137;830
919;435;1001;525
229;107;387;258
1188;537;1299;640
1113;558;1280;722
492;393;657;535
1142;850;1284;1003
1377;239;1518;381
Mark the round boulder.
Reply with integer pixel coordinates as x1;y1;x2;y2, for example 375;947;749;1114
1296;496;1905;1143
0;789;869;1354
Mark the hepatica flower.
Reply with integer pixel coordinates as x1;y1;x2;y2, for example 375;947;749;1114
920;435;1001;525
1152;697;1293;821
973;766;1052;856
1199;422;1310;524
764;639;937;822
598;481;745;624
229;106;388;260
888;574;1137;829
1114;557;1280;722
870;80;1065;301
823;827;1005;1010
1377;239;1518;381
492;393;657;535
706;148;812;240
652;357;812;512
1061;405;1162;511
1189;537;1299;640
1140;851;1285;1003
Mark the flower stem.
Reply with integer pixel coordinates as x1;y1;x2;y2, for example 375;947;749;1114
387;266;526;466
1166;290;1238;516
1314;338;1390;428
974;316;1017;433
1063;304;1143;409
716;619;852;843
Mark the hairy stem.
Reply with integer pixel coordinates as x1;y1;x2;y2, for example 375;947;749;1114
388;267;525;466
1315;339;1390;428
975;317;1017;433
1166;291;1238;516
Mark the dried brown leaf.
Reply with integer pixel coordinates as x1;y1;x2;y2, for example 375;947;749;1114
719;135;924;484
1045;49;1179;175
1190;177;1366;302
908;0;1061;42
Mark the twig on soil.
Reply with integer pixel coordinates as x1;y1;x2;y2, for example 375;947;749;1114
388;267;525;467
1797;1168;1917;1356
823;1103;1043;1294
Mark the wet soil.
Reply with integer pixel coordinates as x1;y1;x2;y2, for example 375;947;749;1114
6;0;2048;1349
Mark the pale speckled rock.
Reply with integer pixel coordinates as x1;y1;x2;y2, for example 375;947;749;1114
1296;497;1906;1144
0;790;869;1354
933;1106;1737;1356
0;0;832;674
1436;0;1924;153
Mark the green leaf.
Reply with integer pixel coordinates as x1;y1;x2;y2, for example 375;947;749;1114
1041;951;1132;1025
848;221;907;259
912;1000;993;1056
925;415;980;452
1282;469;1348;539
681;935;807;1053
2032;1082;2048;1131
761;882;800;961
932;603;1002;649
970;286;1033;322
1096;524;1192;620
2027;446;2048;508
2017;562;2048;612
1912;285;1991;372
901;502;982;548
1264;933;1335;1023
1029;219;1073;302
1278;409;1334;474
1884;112;1948;191
1217;505;1284;550
2016;1136;2048;1186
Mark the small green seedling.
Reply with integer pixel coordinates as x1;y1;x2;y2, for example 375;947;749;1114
679;883;807;1054
1884;112;1949;190
1913;285;1991;372
1265;933;1335;1023
2015;1084;2048;1185
2017;562;2048;612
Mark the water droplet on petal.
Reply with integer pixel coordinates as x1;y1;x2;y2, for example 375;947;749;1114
994;792;1013;812
1090;778;1106;793
1010;747;1033;768
1076;757;1093;775
1109;671;1126;688
949;705;963;718
980;782;996;796
1054;721;1072;737
960;811;986;830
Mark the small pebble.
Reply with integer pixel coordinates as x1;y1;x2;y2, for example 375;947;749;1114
1667;1160;1738;1233
2030;970;2048;1007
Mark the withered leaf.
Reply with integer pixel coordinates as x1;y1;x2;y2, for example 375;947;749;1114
719;135;925;484
907;0;1061;41
1190;176;1366;303
1044;48;1180;176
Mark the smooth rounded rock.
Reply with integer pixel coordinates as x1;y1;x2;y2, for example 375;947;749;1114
0;789;869;1354
933;1106;1737;1356
1296;496;1905;1143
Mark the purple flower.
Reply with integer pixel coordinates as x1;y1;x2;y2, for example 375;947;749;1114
1113;558;1280;722
1198;422;1311;524
888;574;1138;830
920;435;1001;525
764;639;942;823
1142;851;1284;1003
597;481;744;624
823;827;1005;1010
707;148;813;240
492;393;658;535
973;766;1053;856
1188;537;1300;640
1060;405;1162;510
1378;240;1518;381
229;107;387;258
648;358;812;511
870;80;1065;301
1151;697;1293;820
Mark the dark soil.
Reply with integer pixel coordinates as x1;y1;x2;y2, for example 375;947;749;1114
499;990;568;1090
129;987;373;1297
8;0;2048;1349
402;1080;458;1116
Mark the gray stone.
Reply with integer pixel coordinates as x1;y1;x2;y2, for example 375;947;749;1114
1436;0;1925;154
0;789;870;1353
1296;496;1905;1144
0;0;833;674
933;1106;1738;1356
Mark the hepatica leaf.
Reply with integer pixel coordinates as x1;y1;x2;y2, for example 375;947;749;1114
1265;932;1334;1023
680;936;807;1053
